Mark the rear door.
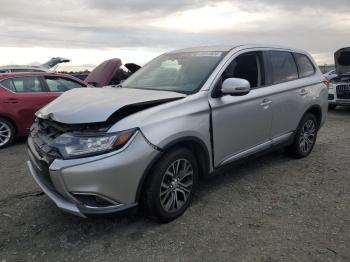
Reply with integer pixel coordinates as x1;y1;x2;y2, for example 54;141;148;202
0;76;51;133
44;76;86;100
264;51;315;141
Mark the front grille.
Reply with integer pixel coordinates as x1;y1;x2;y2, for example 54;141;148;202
30;119;63;164
28;146;54;188
336;84;350;100
28;119;66;189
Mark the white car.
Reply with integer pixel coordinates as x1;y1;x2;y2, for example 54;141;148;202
323;69;337;80
328;47;350;110
0;57;70;73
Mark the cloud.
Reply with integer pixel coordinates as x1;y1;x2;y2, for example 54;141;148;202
0;0;349;64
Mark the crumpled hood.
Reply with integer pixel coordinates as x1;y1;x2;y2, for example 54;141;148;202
335;47;350;76
36;87;186;124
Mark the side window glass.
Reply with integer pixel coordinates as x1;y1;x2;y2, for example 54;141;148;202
12;76;44;93
46;77;84;92
0;79;16;92
222;53;260;88
269;51;298;84
294;53;315;77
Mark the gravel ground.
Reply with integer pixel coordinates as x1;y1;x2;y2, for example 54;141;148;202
0;109;350;262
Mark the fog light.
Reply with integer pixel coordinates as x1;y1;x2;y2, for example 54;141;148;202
72;193;120;208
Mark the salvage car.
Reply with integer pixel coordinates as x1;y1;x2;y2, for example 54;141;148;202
328;47;350;110
0;57;70;73
0;72;88;148
323;69;337;80
83;59;141;86
27;45;328;222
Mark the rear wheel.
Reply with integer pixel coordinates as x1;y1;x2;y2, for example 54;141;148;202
285;113;318;158
0;118;15;149
328;104;337;110
141;147;198;223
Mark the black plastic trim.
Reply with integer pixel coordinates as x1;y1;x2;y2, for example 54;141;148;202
135;136;211;201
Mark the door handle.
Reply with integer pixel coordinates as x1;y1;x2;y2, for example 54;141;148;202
3;98;18;104
299;89;308;96
260;99;272;107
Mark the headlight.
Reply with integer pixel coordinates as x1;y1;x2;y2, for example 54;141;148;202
53;128;137;158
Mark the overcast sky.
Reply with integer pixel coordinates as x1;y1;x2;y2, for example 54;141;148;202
0;0;349;69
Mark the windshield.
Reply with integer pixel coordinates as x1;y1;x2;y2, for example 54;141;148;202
122;51;225;94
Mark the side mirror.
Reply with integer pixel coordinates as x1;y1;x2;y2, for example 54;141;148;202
221;78;251;96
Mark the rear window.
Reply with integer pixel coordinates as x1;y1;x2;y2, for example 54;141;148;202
1;76;44;93
294;53;315;77
268;51;298;84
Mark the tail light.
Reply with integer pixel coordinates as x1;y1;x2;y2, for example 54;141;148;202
323;78;332;88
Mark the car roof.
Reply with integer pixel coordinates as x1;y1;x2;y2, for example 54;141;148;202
167;44;308;54
0;72;85;82
0;65;48;71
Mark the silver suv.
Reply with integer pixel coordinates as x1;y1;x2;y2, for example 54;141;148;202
27;45;328;222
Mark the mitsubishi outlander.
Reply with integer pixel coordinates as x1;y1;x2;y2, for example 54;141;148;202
27;45;328;222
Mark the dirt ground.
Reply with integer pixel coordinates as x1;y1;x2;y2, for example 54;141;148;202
0;109;349;262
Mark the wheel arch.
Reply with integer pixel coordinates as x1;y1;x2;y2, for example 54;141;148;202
135;136;211;202
303;104;322;129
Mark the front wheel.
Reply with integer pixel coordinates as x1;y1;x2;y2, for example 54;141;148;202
141;147;198;223
0;118;15;149
285;113;318;158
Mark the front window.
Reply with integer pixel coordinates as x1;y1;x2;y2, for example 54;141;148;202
222;52;262;88
122;51;225;94
45;76;85;92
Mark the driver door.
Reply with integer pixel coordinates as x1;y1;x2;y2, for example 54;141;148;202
209;51;273;167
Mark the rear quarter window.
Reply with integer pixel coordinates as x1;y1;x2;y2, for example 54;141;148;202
268;51;298;84
0;79;16;92
294;53;315;78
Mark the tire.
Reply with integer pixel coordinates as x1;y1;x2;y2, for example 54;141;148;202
0;118;15;149
285;113;318;159
141;147;198;223
328;104;337;110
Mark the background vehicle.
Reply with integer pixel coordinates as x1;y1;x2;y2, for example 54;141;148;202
323;69;337;80
328;47;350;110
0;72;87;148
0;57;70;73
27;45;328;222
79;59;141;85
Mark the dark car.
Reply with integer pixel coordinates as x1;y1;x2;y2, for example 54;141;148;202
0;72;88;148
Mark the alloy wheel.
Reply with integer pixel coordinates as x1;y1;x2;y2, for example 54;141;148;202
299;119;316;154
160;158;194;213
0;122;11;147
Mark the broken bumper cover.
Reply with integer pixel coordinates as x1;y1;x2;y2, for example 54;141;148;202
27;160;86;217
27;131;158;217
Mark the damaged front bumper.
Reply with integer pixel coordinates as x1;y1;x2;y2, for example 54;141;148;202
27;131;159;217
27;160;86;217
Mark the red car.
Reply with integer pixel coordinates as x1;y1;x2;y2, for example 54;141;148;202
0;72;88;148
